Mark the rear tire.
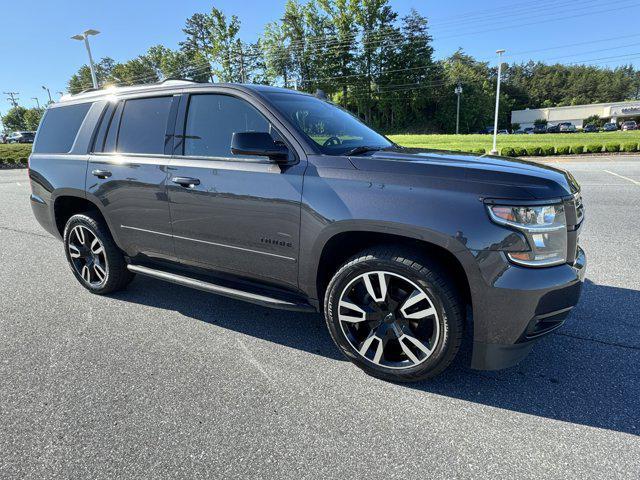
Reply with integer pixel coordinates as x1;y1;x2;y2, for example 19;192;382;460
63;213;134;295
324;246;464;382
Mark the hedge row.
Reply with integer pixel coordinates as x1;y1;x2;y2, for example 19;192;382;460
501;142;639;157
0;144;32;166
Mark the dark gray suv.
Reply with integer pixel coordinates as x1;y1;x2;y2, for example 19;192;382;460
29;81;586;382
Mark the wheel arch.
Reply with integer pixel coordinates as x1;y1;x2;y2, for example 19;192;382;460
52;193;114;242
307;224;474;312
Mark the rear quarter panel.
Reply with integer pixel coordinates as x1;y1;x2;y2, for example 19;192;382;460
29;101;106;237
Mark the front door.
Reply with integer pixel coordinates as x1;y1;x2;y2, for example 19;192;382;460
166;93;305;288
87;96;177;260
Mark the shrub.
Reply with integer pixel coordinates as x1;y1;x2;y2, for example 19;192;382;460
571;145;584;154
622;142;638;152
556;145;571;155
605;143;620;153
584;114;605;128
541;145;555;156
585;144;603;154
0;144;31;166
526;146;542;156
473;148;486;154
514;146;528;156
501;147;516;157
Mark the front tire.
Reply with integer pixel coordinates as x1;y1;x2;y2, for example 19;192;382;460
63;213;134;295
324;247;464;382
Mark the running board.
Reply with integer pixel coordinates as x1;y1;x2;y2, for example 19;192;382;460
127;264;316;312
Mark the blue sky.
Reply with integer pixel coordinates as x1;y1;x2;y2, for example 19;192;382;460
2;0;640;111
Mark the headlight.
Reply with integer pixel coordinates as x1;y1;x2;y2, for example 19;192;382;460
487;204;567;267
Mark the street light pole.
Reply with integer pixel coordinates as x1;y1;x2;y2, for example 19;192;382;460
31;97;41;109
491;49;506;155
454;83;463;134
41;86;53;104
71;29;100;89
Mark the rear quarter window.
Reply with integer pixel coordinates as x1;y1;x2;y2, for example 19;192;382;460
33;103;92;154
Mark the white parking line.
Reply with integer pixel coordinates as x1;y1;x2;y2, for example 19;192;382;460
603;170;640;186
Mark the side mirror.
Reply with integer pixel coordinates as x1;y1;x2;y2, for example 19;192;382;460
231;132;289;161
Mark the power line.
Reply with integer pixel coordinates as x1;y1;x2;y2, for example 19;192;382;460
3;92;19;108
438;1;640;42
504;31;640;59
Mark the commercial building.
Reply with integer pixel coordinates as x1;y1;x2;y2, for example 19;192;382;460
511;100;640;129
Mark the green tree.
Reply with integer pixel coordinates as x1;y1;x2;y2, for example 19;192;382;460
583;115;604;127
318;0;358;106
181;7;243;82
110;57;159;86
144;45;211;81
431;50;494;134
261;21;293;86
351;0;397;123
23;108;44;131
67;58;117;94
2;106;28;131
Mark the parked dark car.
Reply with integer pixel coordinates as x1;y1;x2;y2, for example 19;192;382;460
546;124;560;133
558;122;577;133
28;81;586;382
621;120;637;131
7;131;35;143
583;124;599;133
533;125;547;134
603;122;618;132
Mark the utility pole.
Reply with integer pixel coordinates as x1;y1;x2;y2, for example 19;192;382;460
4;92;19;107
238;44;246;83
491;49;506;155
31;98;41;109
71;29;100;89
42;86;53;104
454;83;463;134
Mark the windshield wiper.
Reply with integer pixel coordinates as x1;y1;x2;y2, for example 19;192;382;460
344;146;385;156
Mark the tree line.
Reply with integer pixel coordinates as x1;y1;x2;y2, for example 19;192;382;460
4;0;640;134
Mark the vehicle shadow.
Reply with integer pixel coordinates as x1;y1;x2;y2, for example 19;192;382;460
113;277;639;436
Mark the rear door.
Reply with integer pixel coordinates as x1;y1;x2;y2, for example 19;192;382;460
87;95;178;260
166;92;305;288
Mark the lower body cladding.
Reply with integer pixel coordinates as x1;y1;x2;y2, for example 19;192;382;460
469;247;586;370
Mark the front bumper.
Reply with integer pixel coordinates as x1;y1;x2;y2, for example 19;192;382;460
470;246;586;370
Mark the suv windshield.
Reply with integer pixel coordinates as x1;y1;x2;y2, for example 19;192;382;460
264;92;392;155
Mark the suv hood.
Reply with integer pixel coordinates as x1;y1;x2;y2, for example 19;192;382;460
348;148;580;200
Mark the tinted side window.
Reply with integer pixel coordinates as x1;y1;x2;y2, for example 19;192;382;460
183;94;271;157
33;103;92;154
117;97;173;154
91;103;116;153
103;102;124;153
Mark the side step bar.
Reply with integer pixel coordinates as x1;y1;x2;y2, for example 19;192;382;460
127;264;316;313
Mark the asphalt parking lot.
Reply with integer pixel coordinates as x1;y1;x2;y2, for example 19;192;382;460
0;157;639;479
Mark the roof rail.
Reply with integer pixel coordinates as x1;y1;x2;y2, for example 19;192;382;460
77;87;101;95
157;77;209;84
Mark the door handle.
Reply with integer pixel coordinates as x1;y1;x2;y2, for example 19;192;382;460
91;169;112;179
171;176;200;187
